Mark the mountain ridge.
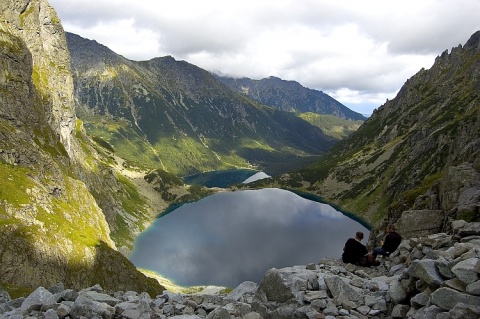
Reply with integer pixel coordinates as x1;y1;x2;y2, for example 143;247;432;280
66;32;338;176
215;74;366;121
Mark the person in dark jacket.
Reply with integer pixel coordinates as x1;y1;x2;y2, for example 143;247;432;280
342;231;369;265
372;224;402;258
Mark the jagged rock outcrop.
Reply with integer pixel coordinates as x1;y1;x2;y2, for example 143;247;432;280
2;221;478;318
0;0;163;294
0;0;75;155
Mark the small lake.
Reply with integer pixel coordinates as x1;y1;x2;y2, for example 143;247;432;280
129;188;369;288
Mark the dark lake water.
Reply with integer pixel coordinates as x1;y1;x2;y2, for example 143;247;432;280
129;188;369;288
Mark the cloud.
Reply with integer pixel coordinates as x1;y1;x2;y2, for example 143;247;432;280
49;0;480;114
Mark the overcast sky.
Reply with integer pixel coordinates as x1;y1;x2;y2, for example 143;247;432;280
49;0;480;115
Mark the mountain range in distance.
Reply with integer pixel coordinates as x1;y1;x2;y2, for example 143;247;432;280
66;32;364;176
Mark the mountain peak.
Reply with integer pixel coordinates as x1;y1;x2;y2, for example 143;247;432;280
465;29;480;50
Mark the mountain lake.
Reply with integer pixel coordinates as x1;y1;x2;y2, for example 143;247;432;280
129;173;370;288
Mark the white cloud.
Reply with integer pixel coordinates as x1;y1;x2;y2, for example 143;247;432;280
49;0;480;114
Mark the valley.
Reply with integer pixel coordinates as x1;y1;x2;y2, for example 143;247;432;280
0;1;479;318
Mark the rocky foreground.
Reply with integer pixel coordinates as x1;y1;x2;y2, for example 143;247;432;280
1;221;479;319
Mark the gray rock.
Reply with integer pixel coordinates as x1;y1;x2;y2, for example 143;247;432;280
304;290;327;302
443;278;467;292
456;222;480;237
70;294;115;319
341;299;357;310
306;263;316;270
243;312;263;319
419;233;452;249
436;257;454;279
430;287;480;310
226;281;258;302
364;295;377;307
256;267;318;303
389;278;408;304
451;220;468;233
269;303;298;319
81;291;121;306
345;263;356;273
391;304;410;318
310;298;328;310
56;302;71;318
390;264;407;276
466;280;480;295
21;287;53;311
410;291;430;308
372;298;387;312
451;258;480;285
448;302;480;319
324;275;363;303
446;242;476;259
408;259;444;286
357;305;371;315
395;210;444;238
43;308;59;319
47;283;65;295
423;305;444;318
323;304;339;316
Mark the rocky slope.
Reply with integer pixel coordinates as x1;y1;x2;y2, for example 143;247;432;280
267;31;480;233
66;32;338;176
0;0;163;295
216;75;366;121
1;221;478;319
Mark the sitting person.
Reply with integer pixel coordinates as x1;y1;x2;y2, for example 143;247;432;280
342;231;370;266
372;224;402;259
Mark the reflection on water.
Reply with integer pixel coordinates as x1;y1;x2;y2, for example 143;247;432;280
129;188;369;287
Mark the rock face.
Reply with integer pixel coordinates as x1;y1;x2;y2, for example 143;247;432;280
2;221;478;319
0;0;75;155
0;0;163;294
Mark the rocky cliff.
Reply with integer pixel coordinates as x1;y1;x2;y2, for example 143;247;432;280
270;31;480;234
0;0;163;295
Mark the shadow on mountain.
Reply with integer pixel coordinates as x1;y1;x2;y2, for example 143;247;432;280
0;227;163;298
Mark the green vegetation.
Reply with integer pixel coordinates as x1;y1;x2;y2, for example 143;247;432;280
110;173;151;248
299;113;363;139
395;172;445;209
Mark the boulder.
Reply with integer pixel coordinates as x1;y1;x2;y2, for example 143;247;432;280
448;302;480;319
430;287;480;310
70;294;115;319
466;280;480;295
391;304;410;318
389;278;408;304
21;287;53;311
324;276;363;303
226;281;258;302
395;210;445;238
451;258;480;285
408;259;444;286
255;267;318;303
80;291;121;306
